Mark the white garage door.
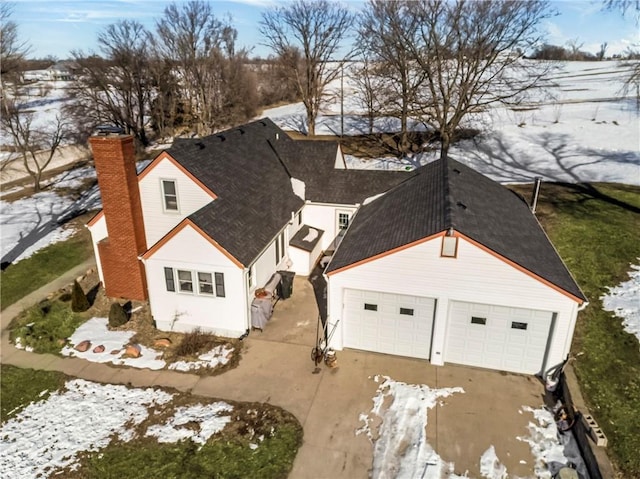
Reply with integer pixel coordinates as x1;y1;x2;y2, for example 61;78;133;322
343;289;436;359
446;301;554;374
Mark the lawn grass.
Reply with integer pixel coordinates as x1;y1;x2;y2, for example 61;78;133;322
9;299;86;354
76;424;302;479
0;226;94;310
525;182;640;477
0;365;67;423
2;365;303;478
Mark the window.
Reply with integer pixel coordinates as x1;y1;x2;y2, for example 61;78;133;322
164;267;225;297
399;308;414;316
198;272;214;295
471;316;487;325
164;267;175;292
337;212;350;236
162;179;178;211
215;272;226;297
177;270;193;293
511;321;528;330
364;303;378;311
441;235;458;257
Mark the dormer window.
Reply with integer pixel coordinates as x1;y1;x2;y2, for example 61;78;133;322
162;179;179;212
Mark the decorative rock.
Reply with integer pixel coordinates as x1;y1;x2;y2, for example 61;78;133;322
153;338;172;348
75;340;91;352
124;343;142;358
57;338;67;347
110;349;121;355
93;344;105;353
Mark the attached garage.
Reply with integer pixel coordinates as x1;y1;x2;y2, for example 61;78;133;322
446;301;555;375
343;289;436;359
324;158;587;376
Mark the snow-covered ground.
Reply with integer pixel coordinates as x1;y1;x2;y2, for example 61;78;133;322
266;61;640;186
601;262;640;345
0;379;236;478
45;317;234;371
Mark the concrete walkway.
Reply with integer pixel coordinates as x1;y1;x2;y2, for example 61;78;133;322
1;261;559;478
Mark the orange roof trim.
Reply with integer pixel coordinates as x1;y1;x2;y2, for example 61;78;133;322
86;210;104;227
328;229;583;304
137;151;217;200
458;233;584;304
141;219;243;269
326;231;445;276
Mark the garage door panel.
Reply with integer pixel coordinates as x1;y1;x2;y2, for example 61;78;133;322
446;300;553;374
343;289;435;360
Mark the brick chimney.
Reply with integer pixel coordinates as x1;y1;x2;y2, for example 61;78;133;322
90;133;148;300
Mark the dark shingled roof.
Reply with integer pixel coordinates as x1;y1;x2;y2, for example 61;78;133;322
326;158;586;302
167;119;304;266
163;118;413;266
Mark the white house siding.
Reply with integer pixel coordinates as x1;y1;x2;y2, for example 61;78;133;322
334;146;346;169
303;203;357;251
138;157;213;247
143;225;245;337
87;215;107;284
327;235;579;373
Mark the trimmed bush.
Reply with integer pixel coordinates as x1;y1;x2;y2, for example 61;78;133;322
108;302;129;327
71;280;90;312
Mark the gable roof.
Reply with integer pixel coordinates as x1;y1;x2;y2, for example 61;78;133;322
165;119;304;267
326;158;586;302
162;118;414;266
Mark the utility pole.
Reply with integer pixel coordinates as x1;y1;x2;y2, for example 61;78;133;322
340;62;344;138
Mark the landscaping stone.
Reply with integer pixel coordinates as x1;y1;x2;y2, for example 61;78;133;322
154;338;172;348
92;345;105;353
124;343;141;358
74;340;91;352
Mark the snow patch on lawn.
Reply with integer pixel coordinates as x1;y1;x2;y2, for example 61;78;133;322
0;379;173;478
145;402;234;445
168;344;234;372
601;261;640;345
60;317;166;370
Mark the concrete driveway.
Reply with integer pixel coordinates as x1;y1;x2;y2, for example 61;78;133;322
1;271;550;479
233;277;547;478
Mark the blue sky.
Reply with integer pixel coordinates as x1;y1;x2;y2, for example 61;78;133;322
10;0;640;60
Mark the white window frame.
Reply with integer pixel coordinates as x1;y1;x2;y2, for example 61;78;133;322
164;267;225;298
197;272;214;295
336;210;351;237
161;179;179;213
177;269;194;293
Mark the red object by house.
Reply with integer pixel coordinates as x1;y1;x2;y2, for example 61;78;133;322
89;134;148;300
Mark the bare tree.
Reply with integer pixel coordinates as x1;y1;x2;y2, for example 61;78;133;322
357;0;425;151
603;0;640;106
1;96;67;192
155;1;235;135
404;0;554;159
0;3;30;83
260;0;354;136
597;42;609;61
69;20;153;146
